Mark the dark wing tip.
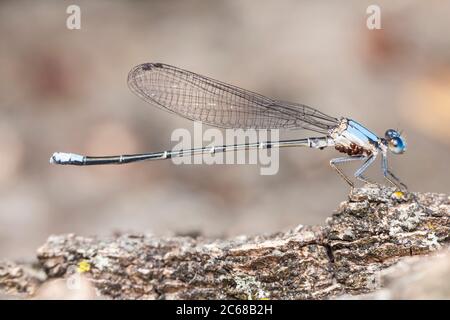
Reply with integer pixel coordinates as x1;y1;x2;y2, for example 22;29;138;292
128;62;165;77
140;62;164;71
127;63;159;92
141;63;153;71
127;62;176;111
127;62;167;87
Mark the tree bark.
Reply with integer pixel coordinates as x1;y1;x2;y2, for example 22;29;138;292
1;185;449;299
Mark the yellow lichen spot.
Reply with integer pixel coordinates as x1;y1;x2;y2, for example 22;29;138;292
392;191;404;199
258;297;270;300
77;260;91;273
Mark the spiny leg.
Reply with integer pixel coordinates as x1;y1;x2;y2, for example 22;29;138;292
354;154;377;185
330;155;367;187
382;153;408;191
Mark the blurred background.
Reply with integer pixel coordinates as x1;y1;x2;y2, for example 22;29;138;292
0;0;449;259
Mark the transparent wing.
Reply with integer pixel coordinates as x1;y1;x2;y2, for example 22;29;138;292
127;63;339;134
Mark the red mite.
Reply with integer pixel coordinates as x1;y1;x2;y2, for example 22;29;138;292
335;143;372;156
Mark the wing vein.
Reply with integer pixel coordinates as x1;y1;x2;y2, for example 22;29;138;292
127;63;339;133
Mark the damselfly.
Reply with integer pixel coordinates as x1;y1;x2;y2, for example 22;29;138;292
50;63;407;190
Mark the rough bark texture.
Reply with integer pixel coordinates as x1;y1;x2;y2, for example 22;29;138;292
1;185;449;299
0;261;45;299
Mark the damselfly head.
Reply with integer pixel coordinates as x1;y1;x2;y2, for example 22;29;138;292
385;129;406;154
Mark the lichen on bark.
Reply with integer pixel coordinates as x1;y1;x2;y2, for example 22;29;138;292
1;185;449;299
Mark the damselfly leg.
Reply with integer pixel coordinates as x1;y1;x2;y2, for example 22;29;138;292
382;152;407;191
330;155;367;187
353;154;377;185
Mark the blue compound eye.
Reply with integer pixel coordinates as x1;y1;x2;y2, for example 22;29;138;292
388;136;406;154
385;129;400;140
